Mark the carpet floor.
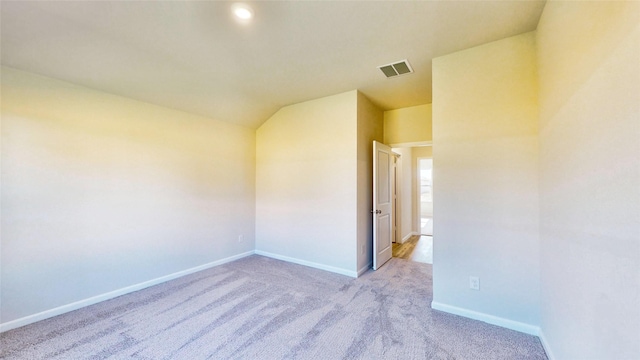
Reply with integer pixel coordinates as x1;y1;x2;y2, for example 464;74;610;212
0;255;547;359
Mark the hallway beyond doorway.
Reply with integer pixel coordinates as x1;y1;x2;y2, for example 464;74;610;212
421;216;433;236
392;235;433;264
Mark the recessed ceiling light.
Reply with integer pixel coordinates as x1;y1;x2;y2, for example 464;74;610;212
232;3;254;20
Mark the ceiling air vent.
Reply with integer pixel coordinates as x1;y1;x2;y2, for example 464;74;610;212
378;59;413;78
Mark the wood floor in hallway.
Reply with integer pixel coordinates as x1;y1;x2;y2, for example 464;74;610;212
392;235;433;264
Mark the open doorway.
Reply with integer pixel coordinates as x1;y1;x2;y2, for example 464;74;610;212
389;145;433;264
418;158;433;236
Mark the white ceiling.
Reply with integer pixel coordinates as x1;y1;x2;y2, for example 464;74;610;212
1;1;546;129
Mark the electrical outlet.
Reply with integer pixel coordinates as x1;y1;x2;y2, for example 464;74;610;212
469;276;480;290
238;235;244;243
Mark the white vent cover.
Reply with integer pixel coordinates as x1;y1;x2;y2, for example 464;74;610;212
378;59;413;78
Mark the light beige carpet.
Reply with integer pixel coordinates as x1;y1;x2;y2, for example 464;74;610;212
0;255;546;359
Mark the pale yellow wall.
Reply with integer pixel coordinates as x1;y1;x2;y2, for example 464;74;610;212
536;2;640;358
412;146;432;159
1;67;256;323
255;91;359;275
383;104;432;145
431;32;540;330
356;92;384;273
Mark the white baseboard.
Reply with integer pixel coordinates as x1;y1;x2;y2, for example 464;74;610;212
357;262;372;277
538;329;556;360
431;301;541;336
0;251;255;333
255;250;357;278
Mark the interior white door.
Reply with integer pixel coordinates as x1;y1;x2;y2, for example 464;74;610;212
373;141;393;270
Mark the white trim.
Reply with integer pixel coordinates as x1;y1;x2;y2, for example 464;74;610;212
393;152;402;245
0;251;255;333
538;330;556;360
388;141;432;148
357;262;372;277
255;250;357;278
431;301;541;336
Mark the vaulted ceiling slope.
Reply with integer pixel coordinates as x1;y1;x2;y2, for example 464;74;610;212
1;1;545;129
